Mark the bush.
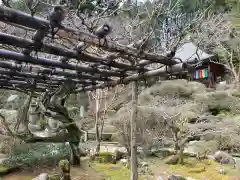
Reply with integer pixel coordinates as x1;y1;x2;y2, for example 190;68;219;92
0;137;15;155
2;142;71;168
0;165;16;175
194;90;240;115
215;134;240;152
91;152;116;164
147;80;194;98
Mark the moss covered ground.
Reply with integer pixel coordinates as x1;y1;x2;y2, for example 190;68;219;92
170;159;238;180
149;157;240;180
2;157;240;180
0;165;11;174
92;163;131;180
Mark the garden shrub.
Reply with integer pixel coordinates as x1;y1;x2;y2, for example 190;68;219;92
1;142;71;168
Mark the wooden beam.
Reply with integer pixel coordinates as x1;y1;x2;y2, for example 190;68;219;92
0;6;177;65
0;61;112;81
0;78;59;89
76;63;187;92
0;49;121;77
0;75;62;88
0;32;144;71
0;86;30;94
0;69;95;85
0;82;51;92
131;80;138;180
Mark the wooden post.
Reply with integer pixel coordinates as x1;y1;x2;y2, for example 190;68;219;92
208;65;212;88
131;80;138;180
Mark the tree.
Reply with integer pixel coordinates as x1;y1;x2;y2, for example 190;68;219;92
186;5;240;84
112;80;214;164
87;85;124;153
156;95;204;164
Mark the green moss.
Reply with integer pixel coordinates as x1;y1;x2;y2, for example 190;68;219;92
99;152;113;157
232;89;240;97
0;165;11;174
93;163;144;180
37;119;48;129
58;159;70;172
96;152;116;164
49;174;60;180
169;158;238;180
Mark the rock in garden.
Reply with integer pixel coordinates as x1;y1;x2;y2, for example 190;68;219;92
206;155;215;160
164;155;179;165
157;176;164;180
186;177;196;180
213;151;236;166
32;173;48;180
119;158;128;165
113;148;124;161
139;161;148;167
168;174;186;180
218;168;226;175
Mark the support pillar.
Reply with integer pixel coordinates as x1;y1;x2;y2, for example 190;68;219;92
131;80;138;180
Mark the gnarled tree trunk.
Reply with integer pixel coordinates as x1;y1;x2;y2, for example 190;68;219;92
1;82;83;166
69;142;80;165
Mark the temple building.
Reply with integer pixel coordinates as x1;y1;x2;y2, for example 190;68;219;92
173;42;226;88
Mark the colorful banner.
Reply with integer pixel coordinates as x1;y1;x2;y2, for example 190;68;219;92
194;68;208;79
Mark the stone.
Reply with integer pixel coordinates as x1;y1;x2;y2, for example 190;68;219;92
218;168;226;175
139;161;148;167
206;155;215;160
214;151;236;166
112;148;124;161
186;177;196;180
164;155;179;165
119;158;128;165
157;176;164;180
185;140;218;155
79;147;87;157
32;173;48;180
168;175;186;180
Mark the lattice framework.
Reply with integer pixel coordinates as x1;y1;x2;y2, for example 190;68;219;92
0;6;187;94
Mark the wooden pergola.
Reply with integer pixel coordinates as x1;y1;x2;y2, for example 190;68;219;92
0;5;188;180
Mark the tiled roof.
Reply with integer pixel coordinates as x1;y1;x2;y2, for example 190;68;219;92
175;42;214;63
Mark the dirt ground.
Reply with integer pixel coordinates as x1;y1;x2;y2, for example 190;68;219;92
3;165;106;180
2;158;106;180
